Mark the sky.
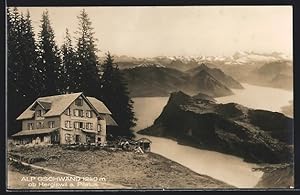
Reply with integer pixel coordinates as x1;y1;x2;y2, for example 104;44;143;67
16;6;292;58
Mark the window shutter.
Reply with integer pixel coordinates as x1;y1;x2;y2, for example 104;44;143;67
65;108;70;115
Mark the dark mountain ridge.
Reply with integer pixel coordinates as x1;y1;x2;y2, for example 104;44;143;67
186;64;244;89
185;69;234;97
122;64;238;97
122;66;188;97
138;91;293;164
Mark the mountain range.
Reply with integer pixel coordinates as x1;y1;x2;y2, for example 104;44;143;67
108;51;292;91
249;61;293;90
221;60;293;90
121;63;241;97
103;51;291;71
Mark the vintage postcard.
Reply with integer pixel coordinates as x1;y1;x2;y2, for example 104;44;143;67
6;6;293;190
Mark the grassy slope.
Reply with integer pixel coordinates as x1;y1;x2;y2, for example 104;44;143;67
8;145;233;189
254;164;294;188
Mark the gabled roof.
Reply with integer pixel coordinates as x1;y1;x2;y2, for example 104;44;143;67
17;93;83;120
16;93;115;122
31;100;52;110
101;114;118;126
87;97;112;114
38;101;52;110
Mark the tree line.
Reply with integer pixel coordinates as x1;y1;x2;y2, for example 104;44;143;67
7;8;136;137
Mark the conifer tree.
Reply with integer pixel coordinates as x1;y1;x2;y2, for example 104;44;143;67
37;10;62;96
100;52;136;137
19;10;40;96
61;28;77;93
7;7;23;136
7;8;22;86
7;8;39;135
75;9;102;96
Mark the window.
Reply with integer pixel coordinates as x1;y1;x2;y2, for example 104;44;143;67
65;108;71;116
74;109;84;117
86;110;93;118
65;121;71;128
79;122;85;129
28;123;34;130
97;124;101;132
36;110;42;117
74;109;79;117
79;110;84;117
36;122;44;129
74;122;80;129
86;134;95;143
48;121;55;128
75;98;83;106
65;133;72;143
53;134;59;142
74;122;85;129
86;123;93;130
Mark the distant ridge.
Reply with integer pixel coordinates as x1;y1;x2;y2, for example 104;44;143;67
122;64;236;97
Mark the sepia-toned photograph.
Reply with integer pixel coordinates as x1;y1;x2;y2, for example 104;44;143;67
6;6;293;190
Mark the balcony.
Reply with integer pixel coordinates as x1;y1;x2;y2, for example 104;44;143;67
81;128;97;134
70;116;88;121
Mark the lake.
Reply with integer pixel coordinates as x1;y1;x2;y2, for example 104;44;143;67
132;83;293;188
215;83;293;115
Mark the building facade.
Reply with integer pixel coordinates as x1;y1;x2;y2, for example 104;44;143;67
12;93;118;146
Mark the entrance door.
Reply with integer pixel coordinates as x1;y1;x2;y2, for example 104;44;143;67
51;133;60;144
75;135;81;143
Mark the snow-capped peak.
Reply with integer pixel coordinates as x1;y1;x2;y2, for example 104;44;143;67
135;63;166;68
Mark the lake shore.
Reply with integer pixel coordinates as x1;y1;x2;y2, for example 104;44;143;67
7;145;233;189
134;132;264;188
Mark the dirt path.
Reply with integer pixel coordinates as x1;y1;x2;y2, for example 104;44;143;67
11;158;79;177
